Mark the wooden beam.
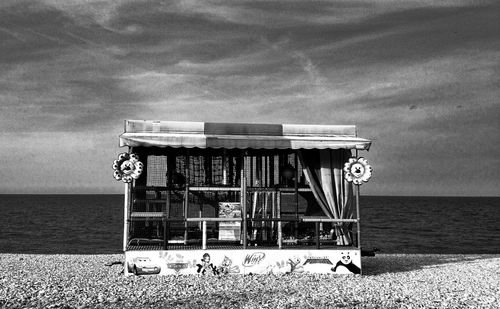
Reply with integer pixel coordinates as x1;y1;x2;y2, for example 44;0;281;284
185;217;243;222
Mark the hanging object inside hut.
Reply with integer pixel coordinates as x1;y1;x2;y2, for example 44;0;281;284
112;153;144;183
343;157;372;185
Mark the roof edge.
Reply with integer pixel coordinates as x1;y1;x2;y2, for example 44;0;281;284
124;120;358;137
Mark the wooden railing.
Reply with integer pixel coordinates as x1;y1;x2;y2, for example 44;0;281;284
127;175;360;250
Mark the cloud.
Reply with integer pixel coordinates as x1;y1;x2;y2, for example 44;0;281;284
0;0;498;195
0;131;123;193
165;0;481;27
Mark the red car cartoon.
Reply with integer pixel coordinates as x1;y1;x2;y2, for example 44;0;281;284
128;257;161;275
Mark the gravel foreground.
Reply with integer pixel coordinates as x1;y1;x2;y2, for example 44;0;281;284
0;253;498;308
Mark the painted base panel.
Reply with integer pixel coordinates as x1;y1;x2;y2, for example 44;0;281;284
125;249;361;276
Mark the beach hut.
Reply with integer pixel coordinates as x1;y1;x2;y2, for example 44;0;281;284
114;120;372;275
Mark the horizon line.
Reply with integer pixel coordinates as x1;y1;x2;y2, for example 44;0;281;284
0;193;498;198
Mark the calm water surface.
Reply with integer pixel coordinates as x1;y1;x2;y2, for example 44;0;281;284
0;195;498;254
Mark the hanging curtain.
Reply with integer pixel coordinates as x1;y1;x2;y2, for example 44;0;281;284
298;149;354;245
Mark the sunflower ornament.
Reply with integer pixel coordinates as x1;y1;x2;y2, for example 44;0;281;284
112;153;144;183
343;157;372;185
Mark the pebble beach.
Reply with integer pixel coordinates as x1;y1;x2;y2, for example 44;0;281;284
1;253;498;308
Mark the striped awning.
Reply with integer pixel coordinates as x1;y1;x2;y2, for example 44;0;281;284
119;120;371;150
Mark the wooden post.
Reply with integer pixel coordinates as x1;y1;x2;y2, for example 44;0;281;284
355;149;361;249
249;156;253;187
185;151;190;185
235;154;242;187
123;183;131;252
251;192;258;241
202;220;207;250
262;192;268;242
355;149;362;275
264;155;268;187
270;191;275;240
269;155;275;186
315;222;320;249
222;149;228;185
294;153;299;238
184;152;190;245
256;156;262;186
184;186;189;244
241;166;247;249
229;152;234;187
163;219;169;250
277;191;282;249
204;154;212;186
164;152;174;250
356;184;361;249
164;188;170;250
278;153;283;185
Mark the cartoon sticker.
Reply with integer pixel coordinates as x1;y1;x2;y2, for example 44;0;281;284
302;256;334;273
196;253;218;275
167;262;188;273
343;157;372;185
331;251;360;274
112;153;143;183
217;256;240;275
242;252;266;267
126;250;362;275
127;257;161;275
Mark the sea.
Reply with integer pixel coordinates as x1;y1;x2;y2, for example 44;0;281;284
0;195;498;255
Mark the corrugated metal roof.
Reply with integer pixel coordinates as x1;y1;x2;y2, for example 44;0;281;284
119;120;372;150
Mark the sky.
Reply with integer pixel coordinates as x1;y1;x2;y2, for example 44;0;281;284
0;0;499;196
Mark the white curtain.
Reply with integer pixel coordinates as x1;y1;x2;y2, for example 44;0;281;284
298;149;354;245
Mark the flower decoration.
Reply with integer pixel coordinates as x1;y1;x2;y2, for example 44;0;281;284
343;157;372;185
112;153;143;183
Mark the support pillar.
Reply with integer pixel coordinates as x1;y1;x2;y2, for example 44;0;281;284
123;183;131;252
